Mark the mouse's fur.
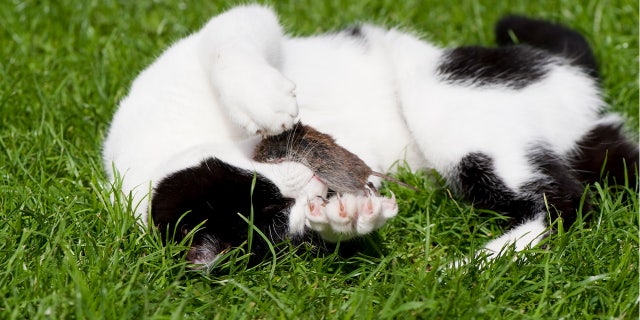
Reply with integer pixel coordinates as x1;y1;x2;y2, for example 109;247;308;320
254;122;369;193
254;122;417;194
103;6;638;267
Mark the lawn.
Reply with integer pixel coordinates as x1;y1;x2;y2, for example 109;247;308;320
0;0;638;319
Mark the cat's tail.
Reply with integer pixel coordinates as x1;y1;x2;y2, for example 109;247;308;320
569;115;639;190
495;15;598;79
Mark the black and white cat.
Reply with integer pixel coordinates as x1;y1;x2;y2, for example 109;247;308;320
103;5;638;267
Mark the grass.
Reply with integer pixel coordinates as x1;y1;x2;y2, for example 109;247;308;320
0;0;637;318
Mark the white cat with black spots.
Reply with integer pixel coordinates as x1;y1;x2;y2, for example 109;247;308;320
103;5;637;267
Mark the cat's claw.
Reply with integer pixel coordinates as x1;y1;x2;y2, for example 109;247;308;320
365;182;380;196
381;191;398;218
306;197;325;218
336;194;348;218
304;192;398;242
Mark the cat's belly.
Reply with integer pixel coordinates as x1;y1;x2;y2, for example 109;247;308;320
281;37;427;173
400;66;602;189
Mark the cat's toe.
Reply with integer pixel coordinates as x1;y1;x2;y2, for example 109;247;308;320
255;110;297;136
355;196;382;234
255;85;298;135
239;66;299;135
380;192;398;219
305;197;329;231
324;194;358;231
356;193;397;232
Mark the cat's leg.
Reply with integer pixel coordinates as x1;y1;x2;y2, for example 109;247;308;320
453;149;587;262
198;5;298;136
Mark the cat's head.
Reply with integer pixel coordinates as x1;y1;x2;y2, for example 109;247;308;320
151;157;295;268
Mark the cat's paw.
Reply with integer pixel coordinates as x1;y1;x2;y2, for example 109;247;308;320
305;192;398;242
214;60;298;136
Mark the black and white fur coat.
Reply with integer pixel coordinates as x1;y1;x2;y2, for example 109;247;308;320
103;5;638;266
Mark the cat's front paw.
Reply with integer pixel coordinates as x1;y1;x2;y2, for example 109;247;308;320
215;60;298;136
305;192;398;242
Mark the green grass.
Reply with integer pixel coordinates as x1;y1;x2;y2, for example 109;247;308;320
1;0;638;318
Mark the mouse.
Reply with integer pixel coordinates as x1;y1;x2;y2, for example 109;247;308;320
253;122;418;194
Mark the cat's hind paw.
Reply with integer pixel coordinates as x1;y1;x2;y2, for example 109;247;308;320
305;192;398;242
214;60;298;136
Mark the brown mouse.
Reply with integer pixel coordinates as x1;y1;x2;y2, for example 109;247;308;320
253;122;417;194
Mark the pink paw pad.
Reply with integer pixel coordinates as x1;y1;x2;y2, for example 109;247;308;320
324;194;357;223
337;194;353;218
305;197;328;223
359;196;380;215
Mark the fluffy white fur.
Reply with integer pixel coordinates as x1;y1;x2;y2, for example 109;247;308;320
103;5;605;258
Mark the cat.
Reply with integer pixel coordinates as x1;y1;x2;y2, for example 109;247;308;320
102;5;638;268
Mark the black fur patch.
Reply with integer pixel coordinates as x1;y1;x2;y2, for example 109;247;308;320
569;120;639;189
151;157;299;263
455;149;588;227
523;148;588;226
437;45;552;89
339;24;368;48
456;153;541;223
343;25;364;38
495;15;598;79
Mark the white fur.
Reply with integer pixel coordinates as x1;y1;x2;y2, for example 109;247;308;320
103;5;608;257
482;213;548;256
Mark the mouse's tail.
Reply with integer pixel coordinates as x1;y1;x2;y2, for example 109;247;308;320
371;171;419;191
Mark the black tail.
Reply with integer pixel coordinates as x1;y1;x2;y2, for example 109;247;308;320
495;15;599;79
570;118;639;190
